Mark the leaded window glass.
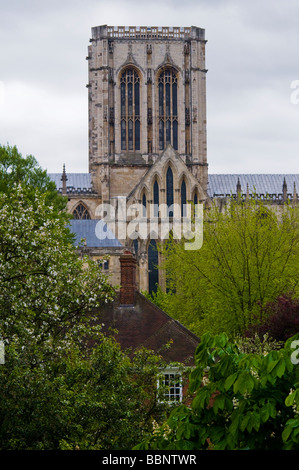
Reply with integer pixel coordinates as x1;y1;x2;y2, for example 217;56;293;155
142;193;147;217
181;179;187;216
166;167;174;216
148;239;159;294
158;68;178;151
120;68;140;151
193;192;199;218
73;204;91;219
194;192;198;206
153;180;159;217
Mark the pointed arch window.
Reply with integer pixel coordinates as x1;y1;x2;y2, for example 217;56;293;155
181;179;187;216
194;192;198;206
158;68;178;151
153;180;159;217
142;193;147;217
120;68;140;151
73;203;91;220
148;239;159;294
166;167;174;216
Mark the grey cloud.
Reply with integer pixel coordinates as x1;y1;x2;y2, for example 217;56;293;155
0;0;298;173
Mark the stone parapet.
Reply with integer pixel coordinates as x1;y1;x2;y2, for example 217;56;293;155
91;25;205;41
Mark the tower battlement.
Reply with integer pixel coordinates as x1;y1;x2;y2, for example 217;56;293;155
91;25;205;41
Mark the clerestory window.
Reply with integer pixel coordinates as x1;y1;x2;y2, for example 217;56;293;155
158;68;178;151
120;68;140;151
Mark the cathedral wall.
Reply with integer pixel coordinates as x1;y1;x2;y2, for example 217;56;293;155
91;253;121;287
109;165;149;198
67;196;102;219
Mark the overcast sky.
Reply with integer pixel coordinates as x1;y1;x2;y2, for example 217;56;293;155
0;0;299;174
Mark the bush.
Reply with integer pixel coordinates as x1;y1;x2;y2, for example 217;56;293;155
135;332;299;450
247;295;299;343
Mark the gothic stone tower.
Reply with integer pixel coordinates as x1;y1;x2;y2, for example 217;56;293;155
87;25;208;200
86;25;208;292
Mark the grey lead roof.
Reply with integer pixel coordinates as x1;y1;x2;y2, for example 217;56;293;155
49;172;299;198
49;173;93;193
208;174;299;198
68;219;122;248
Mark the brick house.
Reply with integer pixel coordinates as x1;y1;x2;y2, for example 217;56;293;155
95;249;199;401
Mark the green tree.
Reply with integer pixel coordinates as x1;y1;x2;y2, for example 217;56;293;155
135;332;299;450
0;334;171;450
154;198;299;337
0;184;112;348
0;143;66;212
0;184;172;449
246;295;299;343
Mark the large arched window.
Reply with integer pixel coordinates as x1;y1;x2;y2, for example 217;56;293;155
158;68;178;151
73;203;91;220
120;68;140;151
166;166;174;216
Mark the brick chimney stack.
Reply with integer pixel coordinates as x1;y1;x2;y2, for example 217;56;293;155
120;250;137;306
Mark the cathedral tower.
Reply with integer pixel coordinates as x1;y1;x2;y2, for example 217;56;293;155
87;25;208;202
49;25;299;295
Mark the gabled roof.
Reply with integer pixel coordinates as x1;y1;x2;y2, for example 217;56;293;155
99;292;199;365
127;145;208;202
68;219;123;248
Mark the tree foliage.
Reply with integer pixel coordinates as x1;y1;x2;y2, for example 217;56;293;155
153;198;299;337
246;295;299;343
0;334;171;450
0;185;113;349
135;332;299;450
0;176;171;449
0;144;66;212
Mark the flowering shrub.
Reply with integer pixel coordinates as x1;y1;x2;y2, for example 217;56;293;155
136;332;299;450
0;185;115;352
0;185;172;449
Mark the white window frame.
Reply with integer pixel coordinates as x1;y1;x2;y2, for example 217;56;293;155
158;367;183;403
